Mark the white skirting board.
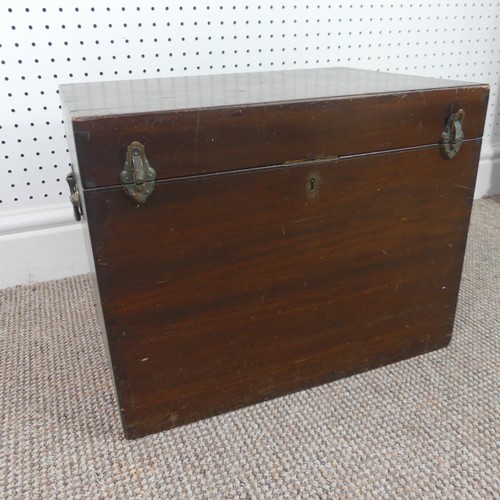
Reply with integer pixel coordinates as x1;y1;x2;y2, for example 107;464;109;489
1;145;499;289
0;217;89;290
473;143;500;199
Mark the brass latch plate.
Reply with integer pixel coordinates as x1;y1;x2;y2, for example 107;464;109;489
120;141;156;204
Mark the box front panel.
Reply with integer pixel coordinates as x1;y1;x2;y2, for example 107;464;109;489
84;141;480;438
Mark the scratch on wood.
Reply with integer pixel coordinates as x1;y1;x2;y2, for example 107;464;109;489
294;216;316;224
168;413;179;424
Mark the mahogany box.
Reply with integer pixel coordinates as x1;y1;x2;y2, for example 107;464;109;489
60;67;489;438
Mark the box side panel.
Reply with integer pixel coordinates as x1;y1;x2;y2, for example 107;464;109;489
83;141;481;438
61;98;123;421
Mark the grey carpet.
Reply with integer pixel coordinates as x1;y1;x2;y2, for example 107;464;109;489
1;198;499;499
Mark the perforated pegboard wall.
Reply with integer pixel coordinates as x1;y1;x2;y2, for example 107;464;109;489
2;1;500;211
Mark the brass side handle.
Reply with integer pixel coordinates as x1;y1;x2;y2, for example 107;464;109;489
66;171;82;221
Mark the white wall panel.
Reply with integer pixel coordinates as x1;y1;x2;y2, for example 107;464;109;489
1;1;499;285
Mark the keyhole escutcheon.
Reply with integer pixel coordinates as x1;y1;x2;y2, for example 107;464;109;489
306;174;320;199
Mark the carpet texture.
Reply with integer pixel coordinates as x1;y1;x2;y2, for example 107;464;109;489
1;198;499;499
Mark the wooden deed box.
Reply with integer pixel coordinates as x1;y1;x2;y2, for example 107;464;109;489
60;68;489;439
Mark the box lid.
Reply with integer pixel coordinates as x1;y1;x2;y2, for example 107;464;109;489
60;67;489;189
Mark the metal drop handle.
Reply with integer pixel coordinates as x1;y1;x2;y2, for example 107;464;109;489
66;171;82;221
